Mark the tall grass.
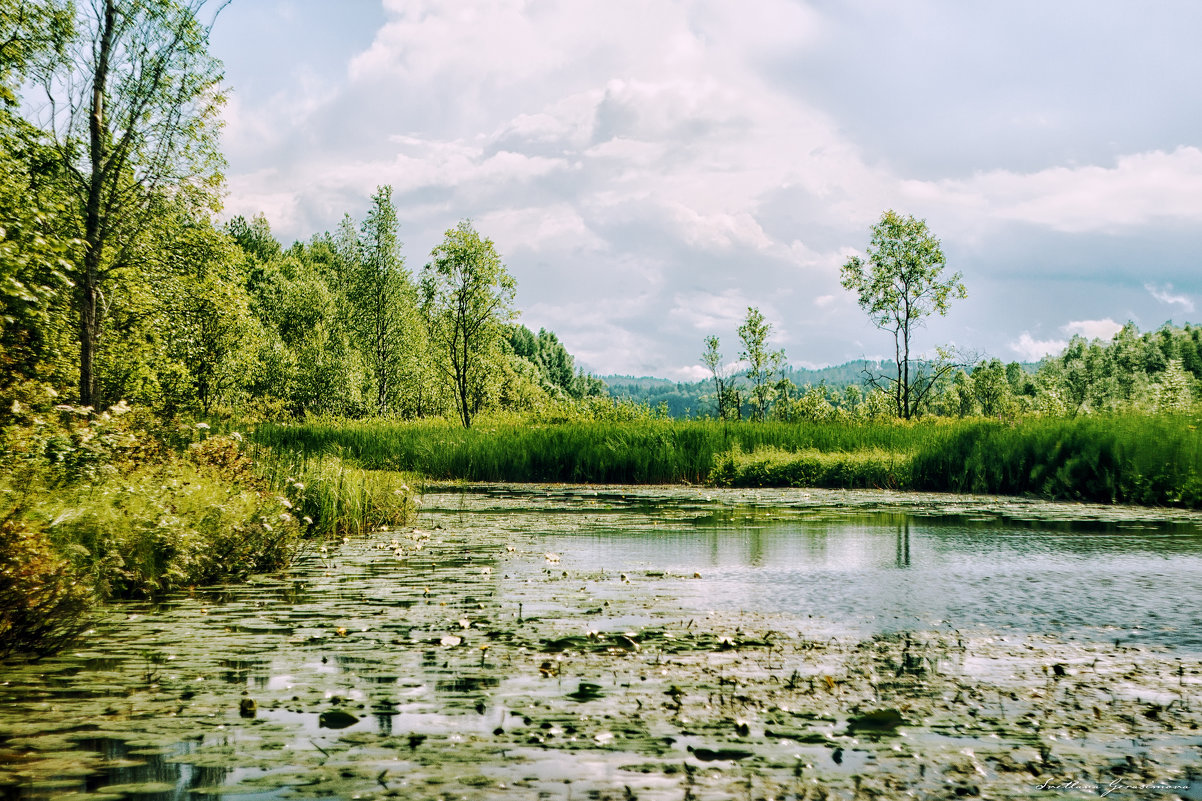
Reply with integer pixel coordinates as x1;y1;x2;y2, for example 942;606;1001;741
908;415;1202;506
254;418;943;484
256;413;1202;508
252;447;420;538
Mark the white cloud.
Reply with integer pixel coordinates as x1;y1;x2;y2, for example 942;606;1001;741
667;289;756;332
916;148;1202;235
666;365;712;382
1009;333;1067;361
1145;282;1195;313
1062;318;1123;340
212;1;1202;376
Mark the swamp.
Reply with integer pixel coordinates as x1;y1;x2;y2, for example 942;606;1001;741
1;485;1200;800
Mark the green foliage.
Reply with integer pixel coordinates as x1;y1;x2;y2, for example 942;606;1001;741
255;417;938;485
349;186;417;416
43;0;228;407
0;512;92;659
421;221;517;428
841;210;967;418
738;306;786;421
711;446;912;489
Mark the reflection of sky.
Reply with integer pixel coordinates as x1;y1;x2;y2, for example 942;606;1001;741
515;516;1202;649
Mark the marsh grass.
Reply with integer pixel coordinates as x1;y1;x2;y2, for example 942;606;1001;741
711;446;913;489
254;417;936;484
253;448;420;538
258;413;1202;507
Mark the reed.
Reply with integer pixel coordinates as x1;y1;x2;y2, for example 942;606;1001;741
256;413;1202;507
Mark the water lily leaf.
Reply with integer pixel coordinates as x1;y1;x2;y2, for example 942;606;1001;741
566;682;604;702
846;708;908;733
317;710;359;729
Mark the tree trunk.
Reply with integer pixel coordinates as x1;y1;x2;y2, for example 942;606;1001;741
80;0;115;408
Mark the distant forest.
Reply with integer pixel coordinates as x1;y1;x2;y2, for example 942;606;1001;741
603;361;896;418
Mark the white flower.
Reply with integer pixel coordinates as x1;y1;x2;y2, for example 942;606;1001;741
195;422;210;430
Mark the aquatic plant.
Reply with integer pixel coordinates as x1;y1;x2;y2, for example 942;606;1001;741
256;413;1202;507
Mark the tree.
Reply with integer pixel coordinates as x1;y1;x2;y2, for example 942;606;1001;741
737;306;785;421
421;221;516;428
40;0;226;407
840;210;967;419
0;0;72;102
700;335;736;420
349;186;412;416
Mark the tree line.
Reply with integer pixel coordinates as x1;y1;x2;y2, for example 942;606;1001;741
2;1;1198;430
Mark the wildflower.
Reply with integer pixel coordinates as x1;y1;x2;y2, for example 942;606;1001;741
302;516;313;525
262;522;273;532
230;431;243;441
195;422;210;430
10;400;20;415
277;496;293;509
279;513;294;524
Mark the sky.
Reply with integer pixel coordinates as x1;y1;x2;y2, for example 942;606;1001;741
209;0;1202;380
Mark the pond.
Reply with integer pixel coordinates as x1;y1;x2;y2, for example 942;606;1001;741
2;485;1201;800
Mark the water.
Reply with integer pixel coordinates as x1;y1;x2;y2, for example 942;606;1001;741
2;485;1201;800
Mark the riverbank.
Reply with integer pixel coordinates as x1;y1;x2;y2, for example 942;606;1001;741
0;397;417;658
256;413;1202;507
1;486;1198;800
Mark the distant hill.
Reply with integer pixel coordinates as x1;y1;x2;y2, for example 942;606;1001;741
601;359;1039;418
601;360;892;418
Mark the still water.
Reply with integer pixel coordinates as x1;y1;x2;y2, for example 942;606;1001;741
1;485;1200;800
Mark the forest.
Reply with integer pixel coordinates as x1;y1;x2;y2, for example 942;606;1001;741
3;0;1202;657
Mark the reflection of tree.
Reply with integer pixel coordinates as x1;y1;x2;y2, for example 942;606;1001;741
747;529;764;567
896;519;911;568
75;736;230;799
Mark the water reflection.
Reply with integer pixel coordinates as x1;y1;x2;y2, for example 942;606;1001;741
3;486;1201;800
518;506;1202;647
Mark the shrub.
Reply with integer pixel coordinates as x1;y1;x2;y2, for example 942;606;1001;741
0;513;92;658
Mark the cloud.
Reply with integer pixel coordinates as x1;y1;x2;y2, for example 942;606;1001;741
1145;282;1195;313
212;1;1202;376
1062;318;1123;340
1009;333;1067;361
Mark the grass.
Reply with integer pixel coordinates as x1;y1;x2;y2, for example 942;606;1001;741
256;413;1202;508
253;417;939;484
0;395;420;657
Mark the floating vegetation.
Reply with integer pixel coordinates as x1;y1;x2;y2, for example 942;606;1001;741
0;486;1200;800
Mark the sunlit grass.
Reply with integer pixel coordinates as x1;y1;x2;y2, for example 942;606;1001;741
257;413;1202;507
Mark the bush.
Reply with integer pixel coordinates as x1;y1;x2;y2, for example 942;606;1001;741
0;513;92;658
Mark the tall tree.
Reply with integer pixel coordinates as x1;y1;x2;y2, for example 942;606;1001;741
840;210;966;419
421;221;516;428
349;185;411;416
40;0;226;407
737;306;785;421
700;335;734;420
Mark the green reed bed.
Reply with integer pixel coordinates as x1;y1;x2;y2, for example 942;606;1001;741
251;447;420;539
908;414;1202;507
254;417;945;484
256;414;1202;508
